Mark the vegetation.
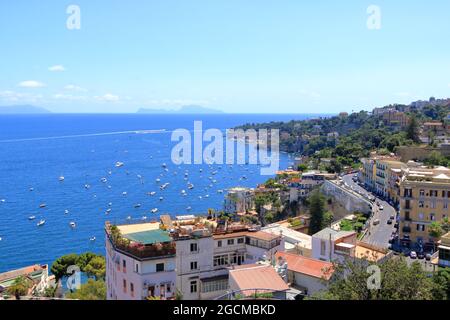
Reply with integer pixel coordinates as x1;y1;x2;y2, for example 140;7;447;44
51;252;106;282
308;189;333;234
7;276;33;299
65;279;106;300
314;257;446;300
339;213;367;234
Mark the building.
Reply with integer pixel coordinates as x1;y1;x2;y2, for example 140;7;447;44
275;252;333;296
311;228;357;262
322;179;373;215
227;264;290;299
262;223;312;257
224;187;254;215
382;110;409;128
105;222;177;300
291;171;336;198
438;232;450;268
398;166;450;249
173;222;284;300
0;264;51;298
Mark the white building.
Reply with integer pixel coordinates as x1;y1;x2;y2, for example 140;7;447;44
311;228;357;262
105;222;176;300
174;225;284;300
224;187;255;214
262;223;312;257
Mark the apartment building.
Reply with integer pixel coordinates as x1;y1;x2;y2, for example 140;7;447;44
0;264;51;298
382;110;409;128
173;223;284;300
398;166;450;249
105;222;176;300
311;228;357;262
224;187;255;214
438;232;450;267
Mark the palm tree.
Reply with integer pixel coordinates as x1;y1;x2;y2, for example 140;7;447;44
7;276;32;300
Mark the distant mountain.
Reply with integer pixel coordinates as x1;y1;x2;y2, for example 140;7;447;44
0;105;51;114
137;105;224;114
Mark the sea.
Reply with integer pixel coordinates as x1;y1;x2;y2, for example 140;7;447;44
0;113;326;273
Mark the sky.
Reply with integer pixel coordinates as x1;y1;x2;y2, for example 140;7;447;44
0;0;450;113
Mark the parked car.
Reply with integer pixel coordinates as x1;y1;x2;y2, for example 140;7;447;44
390;214;395;220
373;219;380;226
379;205;384;210
387;219;393;225
410;251;417;259
417;251;425;259
425;253;432;261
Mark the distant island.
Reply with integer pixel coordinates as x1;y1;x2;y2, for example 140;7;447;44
0;105;51;114
137;105;224;114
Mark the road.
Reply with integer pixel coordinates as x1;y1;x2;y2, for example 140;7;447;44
342;174;397;249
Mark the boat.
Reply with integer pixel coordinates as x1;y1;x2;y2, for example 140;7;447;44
59;176;65;181
217;189;224;194
134;203;141;208
64;209;69;214
126;216;132;220
28;215;36;220
148;191;156;196
29;187;34;191
84;184;91;189
69;222;76;228
151;208;158;213
108;202;112;206
0;199;5;203
205;194;210;198
187;183;194;189
142;216;147;220
162;163;167;168
186;206;192;211
37;220;45;227
156;178;161;183
39;203;46;208
90;237;96;241
159;197;164;201
115;161;124;168
106;208;112;214
101;177;108;183
198;196;202;199
122;192;127;196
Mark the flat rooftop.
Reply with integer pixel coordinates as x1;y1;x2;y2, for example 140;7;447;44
123;229;172;245
117;222;160;235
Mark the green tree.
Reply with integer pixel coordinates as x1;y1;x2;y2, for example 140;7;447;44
406;115;420;143
7;276;33;299
50;253;78;282
308;189;327;234
84;256;106;280
65;279;106;300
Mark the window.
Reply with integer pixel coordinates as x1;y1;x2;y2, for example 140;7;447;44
419;201;424;208
156;263;165;272
320;240;326;256
135;263;139;273
122;260;127;273
190;243;198;252
431;202;436;209
444;203;449;210
202;279;229;293
123;279;127;293
190;261;198;270
227;239;234;245
420;189;425;197
217;240;222;248
417;224;425;232
418;213;424;220
430;190;438;197
190;281;198;293
213;255;229;267
430;213;436;221
237;238;244;244
130;283;134;297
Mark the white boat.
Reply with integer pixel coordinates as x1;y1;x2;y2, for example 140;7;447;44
217;189;223;194
0;199;5;203
181;190;186;194
151;208;158;213
59;176;65;181
142;216;147;220
159;197;164;201
126;216;132;220
28;215;36;220
64;210;69;214
70;222;76;228
148;191;156;196
162;163;167;168
198;196;202;199
115;161;124;168
39;203;46;208
108;202;112;206
187;183;194;189
90;237;96;241
134;203;141;208
101;177;108;183
186;206;192;211
205;194;210;198
37;220;45;227
29;187;34;191
108;170;112;175
156;178;161;183
106;208;112;214
122;192;127;196
84;184;91;189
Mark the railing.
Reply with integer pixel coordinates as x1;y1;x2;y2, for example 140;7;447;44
215;288;292;300
107;234;176;260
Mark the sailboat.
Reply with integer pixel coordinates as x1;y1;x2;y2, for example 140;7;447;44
37;220;45;227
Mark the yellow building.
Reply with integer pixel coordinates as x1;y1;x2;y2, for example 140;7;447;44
399;166;450;249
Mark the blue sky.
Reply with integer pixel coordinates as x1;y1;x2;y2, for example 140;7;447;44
1;0;450;113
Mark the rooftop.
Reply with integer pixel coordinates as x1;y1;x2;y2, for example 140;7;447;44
262;224;312;249
123;229;172;245
276;252;333;280
229;264;289;293
312;227;356;241
0;264;47;288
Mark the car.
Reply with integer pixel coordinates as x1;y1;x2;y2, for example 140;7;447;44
425;253;432;261
410;251;417;259
390;214;395;220
387;219;393;225
417;252;425;259
379;205;384;210
373;219;380;226
376;201;380;206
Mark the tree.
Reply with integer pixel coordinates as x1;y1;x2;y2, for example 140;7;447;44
314;257;440;300
406;115;420;143
297;164;308;172
51;253;78;282
84;256;106;280
308;189;327;234
7;276;33;299
65;279;106;300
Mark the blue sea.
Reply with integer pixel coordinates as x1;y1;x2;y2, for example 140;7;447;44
0;113;324;273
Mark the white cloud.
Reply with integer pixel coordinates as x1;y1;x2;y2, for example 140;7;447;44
18;80;46;88
53;93;87;101
64;84;87;92
145;99;210;106
95;93;120;102
48;65;66;72
0;90;43;102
